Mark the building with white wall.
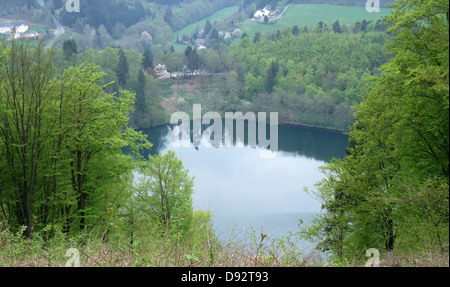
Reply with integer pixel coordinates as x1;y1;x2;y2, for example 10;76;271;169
0;23;13;34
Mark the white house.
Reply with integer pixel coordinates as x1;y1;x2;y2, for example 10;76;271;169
0;23;29;35
253;6;271;19
7;31;39;41
155;64;168;77
23;31;39;39
224;32;231;42
10;32;23;40
0;23;13;34
15;23;29;33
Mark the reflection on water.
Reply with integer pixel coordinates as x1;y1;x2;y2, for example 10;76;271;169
143;123;348;162
140;122;348;246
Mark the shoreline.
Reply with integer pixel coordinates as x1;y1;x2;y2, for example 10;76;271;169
142;120;350;134
279;122;349;133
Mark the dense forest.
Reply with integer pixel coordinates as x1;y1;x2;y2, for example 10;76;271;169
301;0;449;261
224;25;388;130
55;21;389;131
1;0;393;53
0;0;448;267
158;23;389;130
0;39;215;266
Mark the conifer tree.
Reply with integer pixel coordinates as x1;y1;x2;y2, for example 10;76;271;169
265;61;279;93
142;48;153;69
116;48;129;87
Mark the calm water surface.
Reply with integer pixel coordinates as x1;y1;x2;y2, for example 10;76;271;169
142;123;348;244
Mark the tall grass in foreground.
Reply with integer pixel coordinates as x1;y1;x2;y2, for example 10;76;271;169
0;220;315;267
0;221;447;267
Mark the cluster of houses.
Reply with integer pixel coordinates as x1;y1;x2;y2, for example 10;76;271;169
177;27;242;50
170;70;202;79
154;63;205;80
0;23;39;41
155;64;168;77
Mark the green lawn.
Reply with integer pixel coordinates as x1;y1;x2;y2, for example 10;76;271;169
29;24;47;33
172;5;239;52
237;4;391;38
171;4;391;52
0;20;49;44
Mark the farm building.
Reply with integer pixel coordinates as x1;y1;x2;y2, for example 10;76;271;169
0;23;13;34
15;23;29;33
155;64;168;76
254;6;271;19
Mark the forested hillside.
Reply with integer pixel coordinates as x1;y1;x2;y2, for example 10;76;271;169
225;26;388;130
241;0;394;9
301;0;449;262
0;0;38;17
153;20;389;131
2;0;392;53
0;0;448;268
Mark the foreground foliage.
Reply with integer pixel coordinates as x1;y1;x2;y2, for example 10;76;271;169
301;0;449;261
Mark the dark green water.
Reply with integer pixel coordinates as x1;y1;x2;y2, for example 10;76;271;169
141;123;348;245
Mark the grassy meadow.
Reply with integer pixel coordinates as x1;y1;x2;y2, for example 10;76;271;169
172;6;240;52
170;4;391;51
236;4;392;38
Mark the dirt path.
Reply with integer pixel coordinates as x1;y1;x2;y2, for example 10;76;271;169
37;0;65;48
269;3;293;22
45;17;65;48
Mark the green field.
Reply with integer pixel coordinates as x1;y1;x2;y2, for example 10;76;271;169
237;4;391;38
0;19;48;44
171;4;391;51
172;5;239;52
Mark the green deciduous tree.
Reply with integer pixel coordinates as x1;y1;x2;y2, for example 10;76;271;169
0;39;55;239
332;20;342;34
187;48;200;71
226;23;388;129
63;39;78;61
302;0;449;259
0;40;151;239
253;31;262;43
136;151;194;237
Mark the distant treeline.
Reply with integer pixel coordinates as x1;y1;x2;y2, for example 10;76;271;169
59;0;149;34
241;0;394;9
290;0;394;7
0;0;37;18
57;0;240;33
224;23;389;130
301;0;449;261
156;21;389;131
